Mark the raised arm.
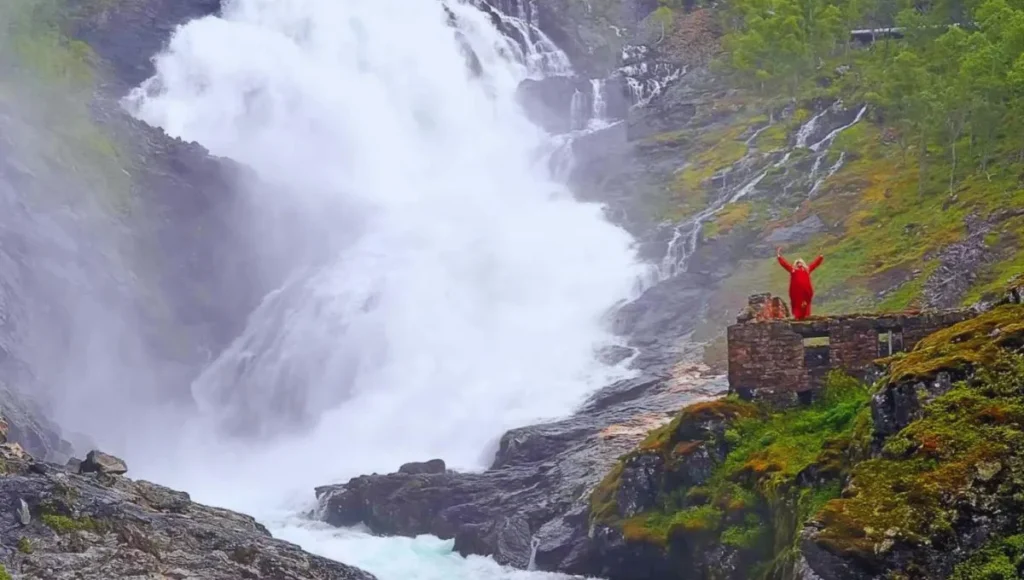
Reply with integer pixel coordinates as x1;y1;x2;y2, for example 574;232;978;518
808;255;824;273
777;253;793;273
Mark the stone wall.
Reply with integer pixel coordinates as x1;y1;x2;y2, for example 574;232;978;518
727;296;976;404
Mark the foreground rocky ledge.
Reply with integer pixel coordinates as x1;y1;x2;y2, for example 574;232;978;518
0;446;375;580
315;362;726;574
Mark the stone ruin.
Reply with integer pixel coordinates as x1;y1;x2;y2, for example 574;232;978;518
727;294;976;405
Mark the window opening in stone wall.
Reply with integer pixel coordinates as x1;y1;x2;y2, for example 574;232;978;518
803;335;830;375
877;329;905;357
803;336;830;348
797;390;814;406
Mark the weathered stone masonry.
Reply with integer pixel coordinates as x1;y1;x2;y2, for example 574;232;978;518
727;296;975;404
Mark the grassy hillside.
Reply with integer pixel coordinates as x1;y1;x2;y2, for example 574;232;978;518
0;0;131;214
645;0;1024;332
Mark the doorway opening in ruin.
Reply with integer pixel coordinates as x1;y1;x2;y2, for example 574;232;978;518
803;334;831;401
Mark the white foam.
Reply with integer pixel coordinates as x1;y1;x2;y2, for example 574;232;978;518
118;0;641;578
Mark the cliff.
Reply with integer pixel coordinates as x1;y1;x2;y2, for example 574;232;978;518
587;284;1024;579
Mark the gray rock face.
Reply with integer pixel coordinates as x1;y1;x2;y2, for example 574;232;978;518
527;0;661;77
922;214;993;309
0;384;73;463
0;444;377;580
612;272;712;372
316;369;727;575
68;0;223;92
517;76;596;134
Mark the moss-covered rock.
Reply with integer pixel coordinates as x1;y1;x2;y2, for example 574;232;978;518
804;353;1024;579
588;292;1024;580
587;373;871;579
871;304;1024;441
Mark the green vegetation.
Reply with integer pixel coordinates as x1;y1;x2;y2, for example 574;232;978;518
887;304;1024;383
40;513;107;534
17;536;33;554
667;124;752;220
0;564;10;580
591;372;872;577
0;0;132;214
651;0;1024;318
950;535;1024;579
814;352;1024;569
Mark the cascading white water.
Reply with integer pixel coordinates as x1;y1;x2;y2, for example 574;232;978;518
656;105;858;281
569;88;588;131
121;0;641;578
590;79;607;124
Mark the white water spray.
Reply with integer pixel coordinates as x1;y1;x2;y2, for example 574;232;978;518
121;0;641;578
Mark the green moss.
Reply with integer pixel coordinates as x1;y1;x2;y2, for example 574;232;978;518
1;0;132;215
590;460;625;525
754;123;789;150
887;304;1024;384
0;564;10;580
965;243;1024;306
721;513;770;549
950;534;1024;580
17;536;33;554
592;373;870;574
41;513;107;535
814;353;1024;566
665;124;750;220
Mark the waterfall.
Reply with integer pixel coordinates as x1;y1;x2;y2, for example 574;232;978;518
655;105;848;281
120;0;642;578
464;0;571;78
590;78;606;124
569;88;588;131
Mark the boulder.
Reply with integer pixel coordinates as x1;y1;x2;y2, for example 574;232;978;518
79;450;128;475
398;458;446;475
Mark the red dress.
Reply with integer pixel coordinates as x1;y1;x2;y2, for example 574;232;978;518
777;255;823;320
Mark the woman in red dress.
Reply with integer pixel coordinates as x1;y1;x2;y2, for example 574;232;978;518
776;247;823;320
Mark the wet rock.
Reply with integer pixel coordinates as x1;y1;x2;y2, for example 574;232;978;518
0;385;72;462
597;344;635;366
615;453;663;517
67;0;223;91
398;458;446;475
612;272;711;372
528;0;661;77
516;76;594;134
65;457;82;474
765;214;826;245
0;448;376;580
317;370;727;575
79;450;128;475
